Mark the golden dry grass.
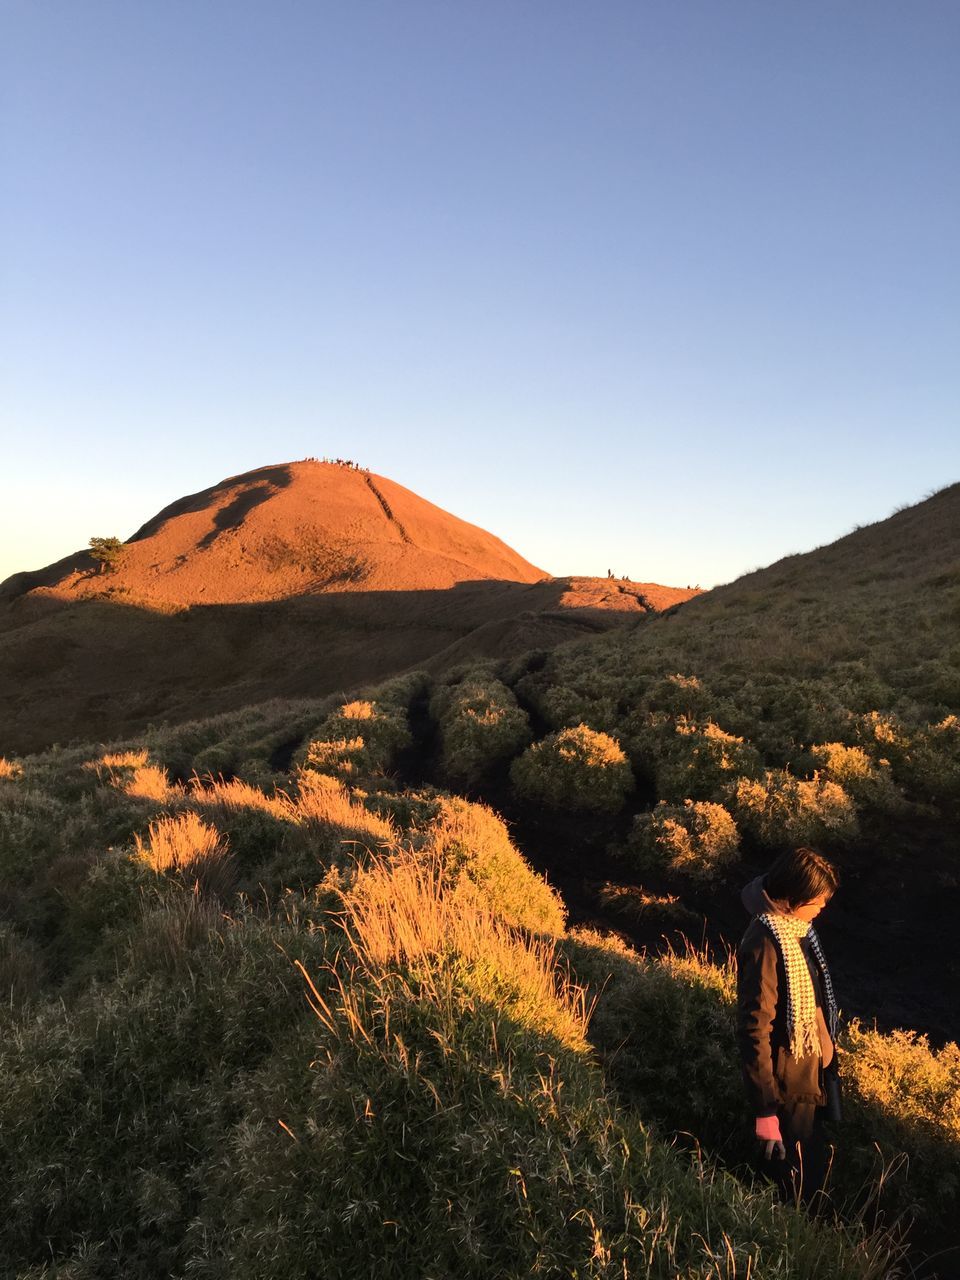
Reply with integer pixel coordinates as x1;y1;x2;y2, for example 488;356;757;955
310;843;591;1051
132;811;234;897
292;769;395;846
85;749;185;803
95;749;149;769
133;811;225;873
188;774;295;820
339;700;376;720
123;764;182;802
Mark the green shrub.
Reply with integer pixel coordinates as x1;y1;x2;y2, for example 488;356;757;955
741;677;856;753
623;800;740;881
917;716;960;802
357;782;444;833
560;929;744;1154
644;673;716;720
0;786;66;881
839;1018;960;1230
596;883;701;929
513;669;620;733
859;712;960;804
538;683;620;732
430;677;531;781
509;724;634;813
54;848;158;983
298;686;415;780
733;769;858;847
655;719;763;804
810;742;904;812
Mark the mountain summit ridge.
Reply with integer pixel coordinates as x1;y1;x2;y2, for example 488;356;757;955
3;460;548;607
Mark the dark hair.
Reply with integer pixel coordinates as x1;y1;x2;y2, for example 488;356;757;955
764;846;839;909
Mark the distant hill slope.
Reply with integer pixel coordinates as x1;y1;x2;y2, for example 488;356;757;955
1;460;548;605
510;481;960;778
0;461;698;752
592;479;960;703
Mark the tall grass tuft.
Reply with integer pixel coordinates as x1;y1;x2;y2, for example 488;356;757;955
188;773;295;820
293;768;396;850
414;794;567;935
0;923;43;1010
133;811;236;898
337;843;589;1049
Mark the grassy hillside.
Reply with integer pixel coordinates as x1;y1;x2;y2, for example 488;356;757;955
0;663;955;1278
1;484;957;1276
510;481;960;753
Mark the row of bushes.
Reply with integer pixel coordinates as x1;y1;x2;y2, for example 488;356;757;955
512;645;960;818
295;672;427;781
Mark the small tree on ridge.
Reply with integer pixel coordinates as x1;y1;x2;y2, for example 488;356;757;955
88;536;125;575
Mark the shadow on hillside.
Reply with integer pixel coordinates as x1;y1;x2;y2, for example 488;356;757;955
129;463;296;544
0;576;649;755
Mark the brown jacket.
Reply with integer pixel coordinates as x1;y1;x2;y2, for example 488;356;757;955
736;876;836;1117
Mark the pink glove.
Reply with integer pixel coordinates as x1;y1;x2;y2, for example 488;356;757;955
755;1114;782;1143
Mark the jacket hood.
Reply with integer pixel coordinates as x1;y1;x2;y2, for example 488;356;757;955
741;873;789;916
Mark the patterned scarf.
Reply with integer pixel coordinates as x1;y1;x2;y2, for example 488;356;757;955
758;911;839;1060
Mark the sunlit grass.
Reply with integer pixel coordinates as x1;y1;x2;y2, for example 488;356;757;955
188;772;295;820
328;842;589;1050
132;810;235;898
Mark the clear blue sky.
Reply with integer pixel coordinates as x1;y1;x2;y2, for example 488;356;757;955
3;1;957;589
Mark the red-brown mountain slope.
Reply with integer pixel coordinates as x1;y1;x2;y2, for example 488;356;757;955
3;461;547;607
